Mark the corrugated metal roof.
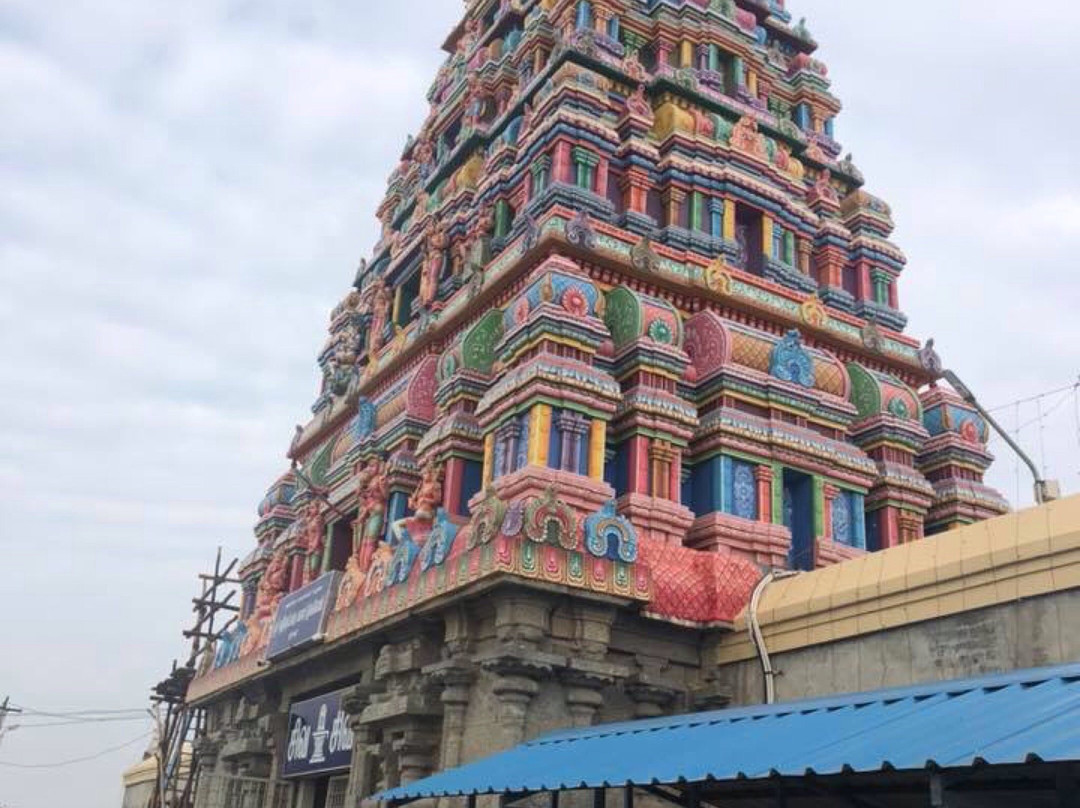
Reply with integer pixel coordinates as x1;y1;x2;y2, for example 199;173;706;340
376;662;1080;801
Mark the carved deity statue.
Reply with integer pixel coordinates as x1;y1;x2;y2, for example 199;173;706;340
409;462;444;524
369;280;393;354
242;550;289;655
355;457;389;574
302;502;326;585
420;222;449;307
625;84;653;121
414;137;435;176
457;207;494;280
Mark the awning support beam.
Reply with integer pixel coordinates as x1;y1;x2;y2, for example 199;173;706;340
640;786;688;808
804;777;891;808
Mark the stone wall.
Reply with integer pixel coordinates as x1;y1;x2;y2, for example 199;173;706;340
192;582;711;808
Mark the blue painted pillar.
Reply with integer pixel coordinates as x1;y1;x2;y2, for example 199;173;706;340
853;493;867;550
385;490;410;543
709;198;723;238
576;0;593;31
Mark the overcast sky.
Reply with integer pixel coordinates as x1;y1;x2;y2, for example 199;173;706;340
1;2;1079;806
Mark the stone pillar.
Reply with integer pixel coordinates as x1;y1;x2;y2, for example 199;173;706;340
289;552;305;591
626;435;650;495
797;237;812;276
662;187;686;229
443;456;466;516
626;681;679;719
425;660;475;770
562;673;607;728
342;683;383;804
708;197;723;238
621;169;651;215
594;7;609;35
489;666;542;749
656;40;675;70
595;156;610;199
882;507;900;548
191;737;222;808
723;198;737;241
754;465;774;523
588;420;606;481
668;450;683;505
761;215;774;260
553;141;574;185
393;730;439;784
822;484;839;542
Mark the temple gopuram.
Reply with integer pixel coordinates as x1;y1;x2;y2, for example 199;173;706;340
186;2;1012;806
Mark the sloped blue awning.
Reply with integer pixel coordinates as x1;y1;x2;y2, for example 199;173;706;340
376;663;1080;804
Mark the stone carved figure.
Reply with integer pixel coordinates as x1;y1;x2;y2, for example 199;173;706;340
369;280;393;354
420;222;449;307
302;502;326;585
458;207;494;280
242;550;288;655
731;115;766;158
625;85;653;121
769;330;816;388
355;457;389;574
408;462;444;524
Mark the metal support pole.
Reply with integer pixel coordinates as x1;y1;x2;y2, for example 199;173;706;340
942;370;1055;504
929;773;946;808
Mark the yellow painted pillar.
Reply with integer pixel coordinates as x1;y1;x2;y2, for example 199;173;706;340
680;40;694;68
483;433;495;487
723;199;737;241
761;215;774;259
391;286;403;326
528;404;552;467
747;70;758;97
588;420;607;482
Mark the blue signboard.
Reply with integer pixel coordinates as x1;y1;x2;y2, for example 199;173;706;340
266;571;342;662
282;688;354;778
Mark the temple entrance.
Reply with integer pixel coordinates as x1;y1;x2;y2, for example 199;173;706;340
783;470;815;571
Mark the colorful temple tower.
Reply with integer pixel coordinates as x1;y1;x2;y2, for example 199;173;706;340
188;1;1010;803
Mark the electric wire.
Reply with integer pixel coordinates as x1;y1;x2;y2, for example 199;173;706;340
0;731;151;769
987;380;1080;414
9;704;148;719
9;715;152;730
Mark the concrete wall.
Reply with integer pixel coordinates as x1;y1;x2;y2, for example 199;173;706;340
717;589;1080;706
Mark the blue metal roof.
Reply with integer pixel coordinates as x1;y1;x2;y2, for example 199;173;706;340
377;662;1080;801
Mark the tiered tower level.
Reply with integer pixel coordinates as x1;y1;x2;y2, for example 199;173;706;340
197;0;1009;690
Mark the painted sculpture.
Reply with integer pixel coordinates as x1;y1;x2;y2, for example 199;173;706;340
301;502;325;586
355;457;388;574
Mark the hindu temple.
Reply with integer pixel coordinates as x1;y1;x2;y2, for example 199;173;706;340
184;2;1019;807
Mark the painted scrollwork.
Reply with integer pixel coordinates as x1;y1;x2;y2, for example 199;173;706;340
584;500;638;563
523;487;579;551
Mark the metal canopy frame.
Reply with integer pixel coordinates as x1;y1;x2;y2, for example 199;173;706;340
387;763;1080;808
376;664;1080;808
